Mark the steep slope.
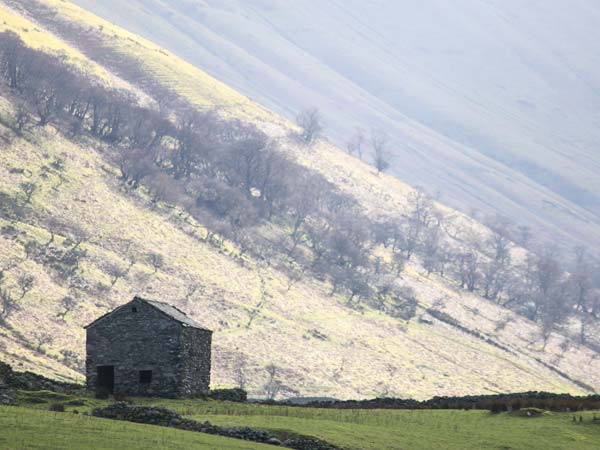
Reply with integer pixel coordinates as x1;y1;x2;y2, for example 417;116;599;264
70;0;600;255
0;0;599;400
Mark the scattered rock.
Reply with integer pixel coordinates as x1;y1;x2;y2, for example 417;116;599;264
207;388;247;402
282;437;339;450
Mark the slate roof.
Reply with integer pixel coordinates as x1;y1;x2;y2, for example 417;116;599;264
144;299;209;330
85;296;211;331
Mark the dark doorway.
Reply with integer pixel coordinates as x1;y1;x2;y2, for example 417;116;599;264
97;365;114;394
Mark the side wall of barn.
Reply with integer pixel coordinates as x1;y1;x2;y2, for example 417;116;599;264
178;327;212;396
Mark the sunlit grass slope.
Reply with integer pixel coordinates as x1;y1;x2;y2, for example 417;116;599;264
0;0;599;400
194;410;600;450
4;395;600;450
2;98;597;399
4;0;279;122
0;406;272;450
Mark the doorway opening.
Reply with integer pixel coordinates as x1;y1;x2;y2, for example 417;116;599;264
96;365;114;395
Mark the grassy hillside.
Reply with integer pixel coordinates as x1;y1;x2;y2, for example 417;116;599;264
192;410;600;450
69;0;600;257
3;394;600;450
0;0;598;402
0;407;272;450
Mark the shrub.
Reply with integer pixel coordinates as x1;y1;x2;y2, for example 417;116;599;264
207;388;247;402
489;402;506;414
48;403;65;412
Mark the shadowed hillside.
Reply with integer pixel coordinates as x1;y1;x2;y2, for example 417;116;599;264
71;0;600;256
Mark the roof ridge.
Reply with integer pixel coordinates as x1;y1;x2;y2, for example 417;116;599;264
86;297;211;331
144;298;190;317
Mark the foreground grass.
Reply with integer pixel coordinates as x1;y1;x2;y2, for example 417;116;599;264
6;393;600;450
190;411;600;450
0;406;272;450
150;398;600;450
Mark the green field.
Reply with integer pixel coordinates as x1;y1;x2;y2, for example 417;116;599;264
3;392;600;450
0;406;272;450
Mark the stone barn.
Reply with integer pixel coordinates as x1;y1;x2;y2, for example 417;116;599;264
85;296;212;397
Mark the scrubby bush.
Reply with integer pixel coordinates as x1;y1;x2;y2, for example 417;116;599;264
48;402;65;412
207;388;247;402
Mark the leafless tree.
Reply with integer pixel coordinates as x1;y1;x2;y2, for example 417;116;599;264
57;296;77;321
263;364;282;400
0;285;17;323
105;261;131;287
295;107;323;145
480;230;512;301
398;189;437;260
568;247;596;343
147;252;164;274
452;245;481;292
60;349;83;372
32;331;54;353
184;284;199;303
117;147;156;188
233;353;248;390
19;182;37;205
346;127;365;159
370;129;391;174
17;273;35;300
516;225;533;248
13;102;31;134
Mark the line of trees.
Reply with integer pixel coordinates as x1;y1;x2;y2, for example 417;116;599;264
1;30;598;345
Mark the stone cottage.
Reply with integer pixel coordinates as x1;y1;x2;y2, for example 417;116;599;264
85;296;212;397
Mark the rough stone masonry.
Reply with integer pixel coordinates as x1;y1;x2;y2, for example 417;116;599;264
85;297;212;397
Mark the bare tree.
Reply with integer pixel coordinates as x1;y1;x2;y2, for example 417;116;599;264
117;147;156;188
13;102;31;134
147;252;164;274
370;129;391;174
452;245;481;292
57;296;77;321
568;247;596;343
233;353;248;390
184;284;199;303
422;225;444;276
19;182;37;205
516;225;533;248
60;349;83;372
32;331;54;353
17;273;35;300
346;127;365;159
0;285;17;322
399;189;437;260
263;364;282;400
104;261;132;288
481;230;512;301
295;108;323;145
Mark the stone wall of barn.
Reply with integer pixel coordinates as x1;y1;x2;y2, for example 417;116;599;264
178;327;212;396
86;299;183;397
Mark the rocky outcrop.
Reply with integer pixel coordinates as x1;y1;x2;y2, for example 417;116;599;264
0;361;81;393
0;385;16;405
